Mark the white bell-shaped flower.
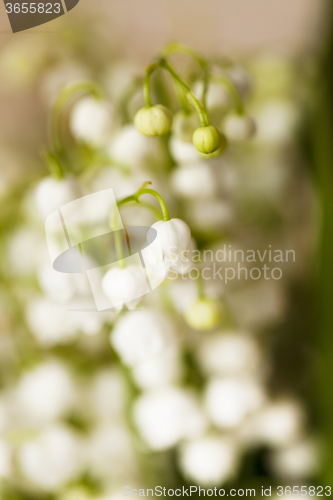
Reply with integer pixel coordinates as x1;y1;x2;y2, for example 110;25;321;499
150;218;191;263
70;96;115;147
134;387;207;450
15;360;75;424
108;125;166;169
18;425;82;491
33;176;82;219
101;265;148;310
171;162;217;199
179;435;239;486
110;310;176;367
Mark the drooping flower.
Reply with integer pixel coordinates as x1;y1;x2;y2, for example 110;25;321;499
150;218;191;263
223;113;256;141
70;96;115;147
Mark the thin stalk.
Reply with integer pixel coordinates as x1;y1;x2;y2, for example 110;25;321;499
51;81;104;152
212;75;244;114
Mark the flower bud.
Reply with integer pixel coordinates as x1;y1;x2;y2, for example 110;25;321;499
192;126;221;154
223;113;256;142
134;105;173;137
173;111;200;143
184;298;220;330
198;133;227;159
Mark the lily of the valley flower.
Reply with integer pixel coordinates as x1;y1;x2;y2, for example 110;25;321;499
223;113;256;142
70;96;115;147
101;265;148;310
151;218;191;263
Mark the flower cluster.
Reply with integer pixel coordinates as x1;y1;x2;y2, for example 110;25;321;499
0;37;319;500
133;45;256;159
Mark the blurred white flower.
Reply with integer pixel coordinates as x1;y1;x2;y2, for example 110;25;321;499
254;99;300;144
169;279;198;313
70;96;116;147
19;425;82;490
37;264;76;303
26;297;78;347
131;350;182;389
34;176;82;219
223;114;256;142
109;125;165;169
252;399;305;447
88;423;136;479
171;163;217;199
111;310;176;367
193;81;231;109
102;265;148;310
134;387;207;450
7;228;48;276
15;360;75;423
205;377;266;429
0;439;12;479
179;436;239;486
197;331;261;377
169;137;199;164
269;438;320;479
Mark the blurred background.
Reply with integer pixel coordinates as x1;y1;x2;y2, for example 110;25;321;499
0;0;333;499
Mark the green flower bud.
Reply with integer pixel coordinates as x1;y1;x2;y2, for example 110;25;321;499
198;132;227;159
173;110;200;143
192;125;221;154
184;298;220;330
134;105;173;137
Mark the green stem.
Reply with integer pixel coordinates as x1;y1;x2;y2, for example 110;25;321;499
143;59;209;127
212;76;244;114
162;43;210;113
136;187;170;221
51;81;104;152
117;183;170;221
160;59;209;126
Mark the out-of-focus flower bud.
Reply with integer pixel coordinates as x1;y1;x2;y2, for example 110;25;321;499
171;163;217;200
173;111;200;142
193;126;221;154
33;176;81;219
133;387;207;450
102;265;148;310
111;310;176;367
70;96;115;147
179;435;239;486
223;113;256;142
184;298;220;330
151;218;191;263
198;132;227;159
134;105;173;137
18;425;82;491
